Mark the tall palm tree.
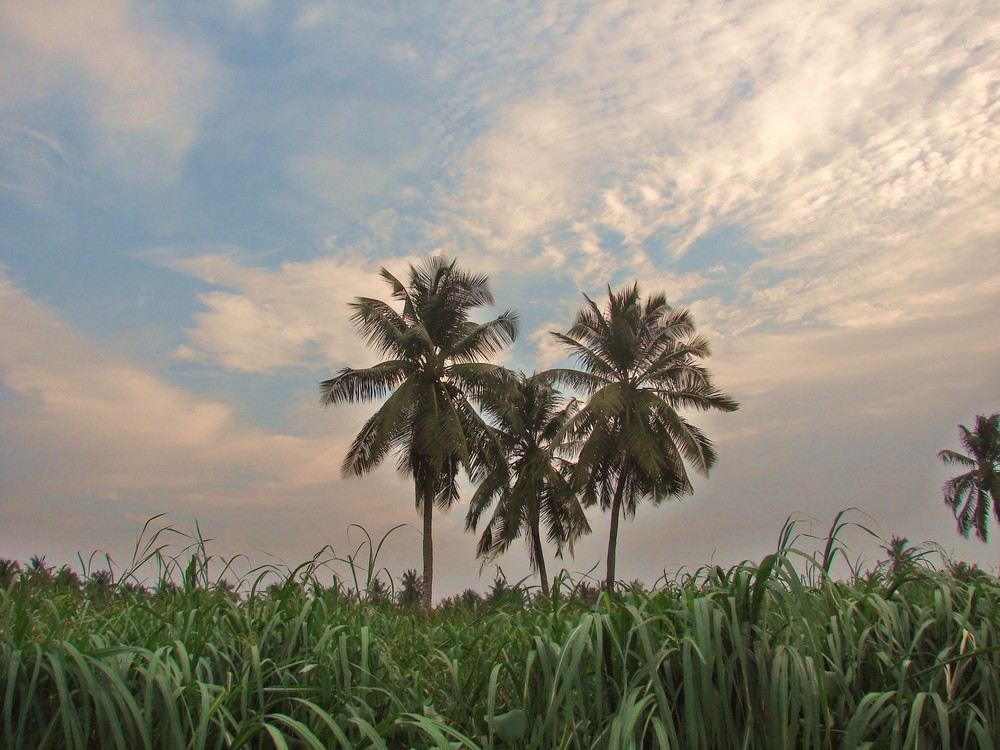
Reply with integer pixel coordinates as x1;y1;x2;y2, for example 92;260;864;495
320;256;517;608
939;413;1000;542
551;283;739;592
465;370;590;596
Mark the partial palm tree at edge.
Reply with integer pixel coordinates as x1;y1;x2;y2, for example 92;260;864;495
939;413;1000;542
320;256;518;608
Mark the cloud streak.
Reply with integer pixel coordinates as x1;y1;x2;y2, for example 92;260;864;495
0;269;446;579
0;0;221;185
431;1;999;334
155;249;447;374
0;272;320;502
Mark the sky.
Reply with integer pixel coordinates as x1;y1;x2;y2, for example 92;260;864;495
1;0;998;599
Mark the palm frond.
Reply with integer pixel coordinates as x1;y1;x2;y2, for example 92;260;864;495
938;449;977;468
319;362;410;405
379;266;410;302
451;312;520;362
341;384;416;477
348;298;409;357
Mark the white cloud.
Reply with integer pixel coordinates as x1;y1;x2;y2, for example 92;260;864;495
442;95;595;254
158;250;466;373
3;2;999;595
0;271;442;583
0;273;330;499
527;322;570;369
0;272;562;595
0;0;221;184
434;0;999;336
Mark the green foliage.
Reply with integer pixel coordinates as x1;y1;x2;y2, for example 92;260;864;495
551;283;739;591
939;412;1000;542
0;559;20;590
3;514;999;748
319;256;519;607
466;370;589;596
485;574;526;607
396;569;423;608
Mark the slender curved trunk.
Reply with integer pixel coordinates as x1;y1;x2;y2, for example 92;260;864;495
605;470;628;593
530;517;549;597
420;480;434;609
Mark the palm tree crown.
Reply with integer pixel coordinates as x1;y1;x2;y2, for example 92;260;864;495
939;413;1000;542
320;256;518;607
551;283;739;591
465;370;589;596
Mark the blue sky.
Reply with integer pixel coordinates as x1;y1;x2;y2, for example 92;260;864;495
1;0;998;597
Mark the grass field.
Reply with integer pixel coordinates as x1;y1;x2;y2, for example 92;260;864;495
2;515;998;749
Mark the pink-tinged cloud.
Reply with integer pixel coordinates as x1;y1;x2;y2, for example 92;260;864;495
0;271;531;595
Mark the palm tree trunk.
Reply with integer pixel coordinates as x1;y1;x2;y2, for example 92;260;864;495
420;481;434;609
605;471;627;593
530;520;549;597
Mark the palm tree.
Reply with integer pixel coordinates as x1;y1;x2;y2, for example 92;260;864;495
320;256;518;608
0;559;21;589
396;568;423;607
466;370;590;596
26;555;52;588
551;283;739;591
939;413;1000;542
